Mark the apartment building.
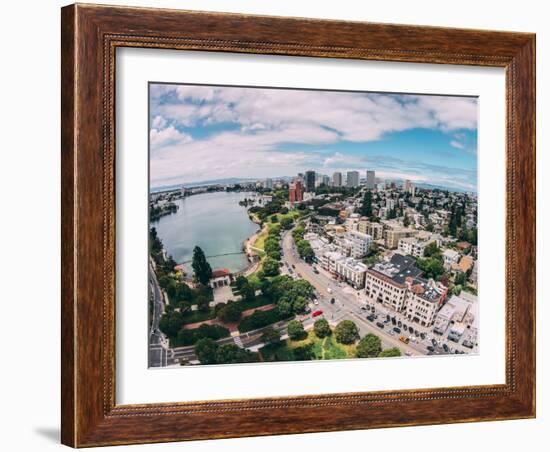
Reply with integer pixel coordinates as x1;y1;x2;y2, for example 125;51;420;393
398;233;441;258
364;254;448;326
357;219;384;240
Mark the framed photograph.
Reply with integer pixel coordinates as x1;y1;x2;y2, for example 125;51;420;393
61;4;536;447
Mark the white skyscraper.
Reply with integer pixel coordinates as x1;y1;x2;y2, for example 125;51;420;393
366;170;376;189
333;172;343;187
265;178;273;189
346;171;360;188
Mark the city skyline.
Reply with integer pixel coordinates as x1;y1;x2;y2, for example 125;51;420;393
150;83;478;192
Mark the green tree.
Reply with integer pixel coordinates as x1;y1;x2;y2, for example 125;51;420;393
454;272;466;286
159;310;183;338
378;347;402;358
287;320;306;340
234;275;248;291
296;239;314;263
334;320;359;344
239;282;256;302
260;327;281;345
191;246;213;285
218;302;243;322
215;344;256;364
262;257;280;277
356;333;382;358
264;236;280;255
423;241;441;258
360;190;373;217
313;318;331;338
270;215;279;223
416;257;444;280
194;338;219;365
195;294;210;312
280;217;294;230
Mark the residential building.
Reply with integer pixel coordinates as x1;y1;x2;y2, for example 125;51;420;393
335;257;368;289
384;227;418;249
319;249;367;289
398;233;441;258
357;219;384;240
443;249;460;269
305;170;316;192
365;254;421;311
336;230;373;258
366;170;376;189
433;294;471;334
404;278;448;326
451;255;474;274
332;171;342;187
289;180;304;204
364;253;448;325
346;171;360;188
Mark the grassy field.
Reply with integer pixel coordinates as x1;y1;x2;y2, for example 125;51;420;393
261;330;357;362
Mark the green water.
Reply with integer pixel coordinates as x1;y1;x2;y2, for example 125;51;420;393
152;191;259;274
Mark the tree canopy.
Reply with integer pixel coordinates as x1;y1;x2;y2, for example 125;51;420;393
334;320;359;344
287;319;306;340
192;246;213;285
313;318;331;338
356;333;382;358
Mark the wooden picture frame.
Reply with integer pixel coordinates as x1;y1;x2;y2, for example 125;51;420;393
61;3;536;447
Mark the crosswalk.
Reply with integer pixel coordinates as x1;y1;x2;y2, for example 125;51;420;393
233;335;244;348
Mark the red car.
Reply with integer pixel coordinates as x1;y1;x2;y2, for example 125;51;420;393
312;310;323;318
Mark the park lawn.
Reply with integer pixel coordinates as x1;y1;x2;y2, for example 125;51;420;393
260;331;356;362
252;226;268;255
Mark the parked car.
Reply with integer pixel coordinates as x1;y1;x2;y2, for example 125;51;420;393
313;268;319;274
399;336;409;344
393;327;401;334
427;345;435;352
366;315;375;322
312;310;323;318
431;339;438;347
330;298;336;304
376;322;385;329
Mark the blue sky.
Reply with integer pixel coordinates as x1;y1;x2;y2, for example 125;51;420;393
149;84;478;192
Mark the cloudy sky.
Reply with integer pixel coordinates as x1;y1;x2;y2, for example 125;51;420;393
149;83;478;192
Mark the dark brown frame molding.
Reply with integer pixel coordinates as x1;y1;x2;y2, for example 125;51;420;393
61;3;536;447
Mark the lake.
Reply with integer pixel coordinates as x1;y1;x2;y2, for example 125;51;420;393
152;191;260;275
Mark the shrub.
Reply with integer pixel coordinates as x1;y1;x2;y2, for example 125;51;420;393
313;318;331;338
334;320;360;344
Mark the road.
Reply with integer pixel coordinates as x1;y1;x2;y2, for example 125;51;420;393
281;230;425;356
148;260;172;367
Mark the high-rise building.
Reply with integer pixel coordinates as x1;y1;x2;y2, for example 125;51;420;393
322;175;330;186
366;170;376;189
333;172;342;187
346;171;360;188
305;170;316;192
289;180;304;204
404;179;416;196
265;178;273;189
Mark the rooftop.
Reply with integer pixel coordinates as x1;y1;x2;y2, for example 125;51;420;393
212;268;232;278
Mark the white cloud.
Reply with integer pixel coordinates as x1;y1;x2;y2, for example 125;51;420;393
450;140;465;149
151;115;166;129
150;126;192;149
149;84;478;190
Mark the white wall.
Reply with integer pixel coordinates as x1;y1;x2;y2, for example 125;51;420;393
0;1;546;451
